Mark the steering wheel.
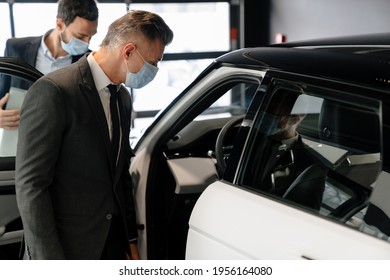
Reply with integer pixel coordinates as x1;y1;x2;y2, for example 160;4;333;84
215;116;244;177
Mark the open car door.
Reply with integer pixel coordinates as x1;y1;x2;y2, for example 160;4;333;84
186;76;390;259
0;57;42;259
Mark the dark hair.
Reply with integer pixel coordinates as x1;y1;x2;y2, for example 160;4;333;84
57;0;99;26
101;10;174;48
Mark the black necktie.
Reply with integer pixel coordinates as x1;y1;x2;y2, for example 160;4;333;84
108;84;120;170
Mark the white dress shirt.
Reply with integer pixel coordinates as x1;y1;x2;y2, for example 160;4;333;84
35;32;72;75
87;52;122;143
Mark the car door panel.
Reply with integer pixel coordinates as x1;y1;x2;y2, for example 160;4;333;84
167;157;218;194
187;76;390;259
186;181;390;259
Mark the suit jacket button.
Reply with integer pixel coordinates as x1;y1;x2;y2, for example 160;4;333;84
105;214;113;220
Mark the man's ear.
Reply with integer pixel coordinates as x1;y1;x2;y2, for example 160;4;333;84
123;43;136;59
56;18;65;31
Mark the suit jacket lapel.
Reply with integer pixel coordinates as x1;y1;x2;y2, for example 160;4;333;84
80;82;112;155
77;55;114;176
24;37;41;67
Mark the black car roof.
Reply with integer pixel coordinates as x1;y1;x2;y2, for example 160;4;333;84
270;32;390;47
215;33;390;92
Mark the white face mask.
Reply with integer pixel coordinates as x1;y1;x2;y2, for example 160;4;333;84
124;50;159;89
61;32;89;56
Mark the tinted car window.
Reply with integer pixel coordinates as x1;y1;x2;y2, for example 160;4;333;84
238;81;386;242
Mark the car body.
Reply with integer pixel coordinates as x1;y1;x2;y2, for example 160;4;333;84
1;33;390;259
130;32;390;260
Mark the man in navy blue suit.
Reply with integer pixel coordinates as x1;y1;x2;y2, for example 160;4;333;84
0;0;98;129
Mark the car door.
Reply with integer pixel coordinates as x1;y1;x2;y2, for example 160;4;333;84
186;75;390;259
130;65;267;259
0;57;42;259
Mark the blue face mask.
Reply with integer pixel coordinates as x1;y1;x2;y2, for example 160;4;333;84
124;50;159;89
61;36;89;56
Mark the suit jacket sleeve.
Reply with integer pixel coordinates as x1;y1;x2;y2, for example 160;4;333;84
15;77;66;259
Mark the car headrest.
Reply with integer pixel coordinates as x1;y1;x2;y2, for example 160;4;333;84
318;99;380;153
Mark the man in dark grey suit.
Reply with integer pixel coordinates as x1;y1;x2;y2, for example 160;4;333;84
0;0;98;130
15;10;174;259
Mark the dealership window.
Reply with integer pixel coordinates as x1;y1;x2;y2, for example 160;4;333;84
1;1;230;136
128;2;230;136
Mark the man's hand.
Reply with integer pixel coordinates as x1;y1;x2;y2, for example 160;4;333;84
0;94;20;130
126;243;140;260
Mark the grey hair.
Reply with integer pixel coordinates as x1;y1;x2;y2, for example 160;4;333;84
101;10;174;49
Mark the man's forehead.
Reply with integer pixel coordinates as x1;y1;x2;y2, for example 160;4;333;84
68;16;98;32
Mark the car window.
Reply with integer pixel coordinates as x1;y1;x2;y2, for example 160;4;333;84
237;81;387;242
196;82;258;120
165;80;260;159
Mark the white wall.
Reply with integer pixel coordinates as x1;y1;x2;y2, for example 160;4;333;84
269;0;390;43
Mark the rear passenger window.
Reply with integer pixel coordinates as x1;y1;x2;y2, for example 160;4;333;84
238;82;388;242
